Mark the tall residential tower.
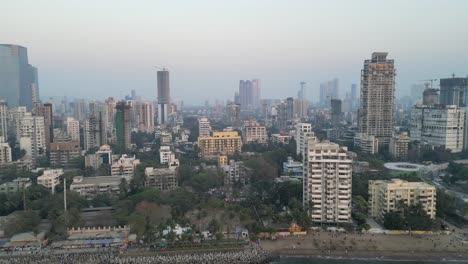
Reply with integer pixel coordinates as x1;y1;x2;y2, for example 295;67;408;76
157;70;170;125
358;52;396;146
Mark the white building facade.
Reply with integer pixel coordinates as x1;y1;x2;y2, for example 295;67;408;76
303;138;353;223
410;105;465;153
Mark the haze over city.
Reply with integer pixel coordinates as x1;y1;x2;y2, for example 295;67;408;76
2;0;468;103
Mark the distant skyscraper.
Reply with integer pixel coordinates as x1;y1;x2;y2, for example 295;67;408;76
33;102;53;150
234;92;240;104
295;82;308;119
0;100;7;143
137;101;154;133
319;79;339;107
330;99;342;127
84;107;107;151
422;85;439;106
66;117;80;144
358;52;396;146
439;76;468;107
226;103;241;128
286;97;294;120
157;70;170;125
350;84;357;109
0;44;39;110
239;79;261;110
115;101;132;151
198;117;212;137
252;79;261;108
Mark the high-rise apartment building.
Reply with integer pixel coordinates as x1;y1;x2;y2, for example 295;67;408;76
198;117;212;137
358;52;396;146
137;101;154;133
0;139;12;164
296;123;315;157
286;97;294;120
422;86;439;106
49;141;81;167
84;113;107;151
389;132;409;160
33;102;53;149
0;100;8;142
19;113;46;167
115;101;132;151
368;179;436;222
439;77;468;107
319;78;339;107
226;103;241;128
66;117;80;143
275;101;287;130
303;138;352;223
410;105;465;153
157;70;170;125
330;99;342;127
0;44;39;110
242;120;267;144
239;79;261;110
197;131;242;157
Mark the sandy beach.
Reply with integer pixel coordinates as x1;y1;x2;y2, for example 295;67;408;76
261;231;468;261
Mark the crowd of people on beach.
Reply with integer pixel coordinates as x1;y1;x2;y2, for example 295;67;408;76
0;248;274;264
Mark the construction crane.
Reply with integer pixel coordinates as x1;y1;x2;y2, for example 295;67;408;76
419;79;438;89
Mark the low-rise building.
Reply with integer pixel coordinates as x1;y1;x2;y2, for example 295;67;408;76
368;179;436;222
271;133;291;144
197;131;242;157
50;141;81;167
70;176;122;199
160;146;179;166
111;154;140;178
37;169;63;193
282;157;303;176
0;178;31;195
85;144;113;170
144;167;178;191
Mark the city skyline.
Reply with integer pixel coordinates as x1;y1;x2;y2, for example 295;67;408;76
2;1;468;104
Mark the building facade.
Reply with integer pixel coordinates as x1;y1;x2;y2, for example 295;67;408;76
70;176;121;199
49;141;81;167
389;132;409;160
410;105;465;153
303;138;353;223
115;101;132;151
368;179;436;221
144;167;178;191
157;70;170;125
197;131;242;157
358;52;395;146
37;169;63;194
242;120;267;144
0;44;39;110
198;117;212;137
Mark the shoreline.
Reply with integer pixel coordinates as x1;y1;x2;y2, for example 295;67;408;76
275;250;468;262
261;231;468;262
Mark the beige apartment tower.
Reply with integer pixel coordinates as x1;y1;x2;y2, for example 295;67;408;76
358;52;396;146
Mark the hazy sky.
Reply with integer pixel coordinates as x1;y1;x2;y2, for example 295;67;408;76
2;0;468;104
